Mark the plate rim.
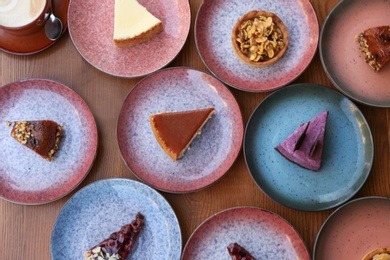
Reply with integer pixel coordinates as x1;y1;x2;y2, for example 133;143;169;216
50;177;183;259
182;206;310;259
116;66;244;193
194;0;319;92
67;0;191;78
0;77;98;205
319;0;390;108
243;83;374;211
313;196;390;259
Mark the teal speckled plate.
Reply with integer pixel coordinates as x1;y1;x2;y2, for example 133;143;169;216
244;84;373;211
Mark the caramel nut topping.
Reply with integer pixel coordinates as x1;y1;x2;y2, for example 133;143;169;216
236;15;285;62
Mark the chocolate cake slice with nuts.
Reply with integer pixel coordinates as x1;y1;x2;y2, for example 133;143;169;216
355;26;390;72
10;120;62;161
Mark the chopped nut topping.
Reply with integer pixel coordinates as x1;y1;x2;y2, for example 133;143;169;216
10;120;63;161
355;34;381;71
6;121;11;127
85;246;121;260
10;121;34;145
236;15;285;62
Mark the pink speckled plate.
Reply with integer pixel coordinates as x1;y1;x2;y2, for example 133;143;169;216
117;67;243;193
0;79;98;205
195;0;318;92
314;197;390;259
320;0;390;107
67;0;190;78
182;207;310;259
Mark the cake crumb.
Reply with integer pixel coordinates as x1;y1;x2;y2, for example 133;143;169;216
6;121;11;127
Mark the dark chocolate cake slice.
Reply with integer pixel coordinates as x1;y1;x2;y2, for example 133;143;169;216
275;110;328;171
10;120;62;161
83;213;144;260
227;243;256;260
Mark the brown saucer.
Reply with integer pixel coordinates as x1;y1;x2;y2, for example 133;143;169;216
0;0;69;55
232;10;288;67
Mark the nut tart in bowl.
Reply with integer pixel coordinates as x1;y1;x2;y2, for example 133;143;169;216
362;248;390;260
232;10;288;67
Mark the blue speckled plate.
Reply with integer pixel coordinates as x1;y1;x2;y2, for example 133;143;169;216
195;0;318;92
117;67;243;193
182;207;310;259
244;84;373;211
51;178;182;260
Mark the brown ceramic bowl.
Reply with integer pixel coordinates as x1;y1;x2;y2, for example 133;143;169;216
0;0;70;55
232;10;288;67
0;0;50;36
361;248;390;260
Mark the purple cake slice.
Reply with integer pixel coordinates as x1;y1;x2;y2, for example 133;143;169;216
275;110;329;171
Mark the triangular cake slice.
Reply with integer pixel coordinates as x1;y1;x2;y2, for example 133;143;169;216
355;25;390;71
149;107;215;161
113;0;163;47
10;120;62;161
227;243;256;260
83;212;144;260
275;110;328;171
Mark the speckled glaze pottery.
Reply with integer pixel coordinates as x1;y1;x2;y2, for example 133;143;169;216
0;78;98;204
182;207;310;259
320;0;390;107
195;0;318;92
244;84;373;211
51;178;182;260
314;197;390;259
0;0;69;55
67;0;190;78
117;67;243;193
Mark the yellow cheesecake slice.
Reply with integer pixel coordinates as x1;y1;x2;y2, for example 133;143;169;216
113;0;163;47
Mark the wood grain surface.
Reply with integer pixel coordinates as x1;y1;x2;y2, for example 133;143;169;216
1;0;389;259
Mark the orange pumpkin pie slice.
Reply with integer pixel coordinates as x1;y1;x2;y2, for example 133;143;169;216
149;107;215;161
10;120;63;161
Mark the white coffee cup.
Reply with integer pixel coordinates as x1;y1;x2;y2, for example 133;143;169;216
0;0;50;35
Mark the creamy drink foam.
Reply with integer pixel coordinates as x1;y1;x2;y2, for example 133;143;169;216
0;0;46;27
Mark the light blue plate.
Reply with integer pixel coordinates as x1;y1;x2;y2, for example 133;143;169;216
244;84;373;211
51;178;182;259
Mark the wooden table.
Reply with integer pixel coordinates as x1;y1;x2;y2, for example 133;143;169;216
1;0;389;259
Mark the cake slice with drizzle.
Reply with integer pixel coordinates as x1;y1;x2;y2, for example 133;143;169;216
83;213;144;260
